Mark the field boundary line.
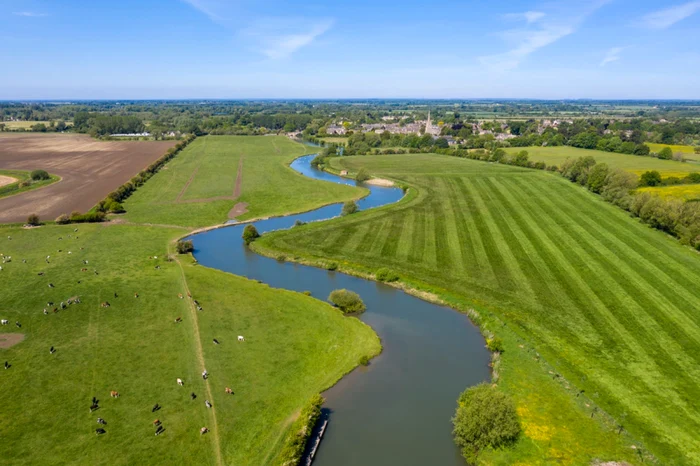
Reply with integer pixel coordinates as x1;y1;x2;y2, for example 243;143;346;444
174;257;224;466
176;166;200;203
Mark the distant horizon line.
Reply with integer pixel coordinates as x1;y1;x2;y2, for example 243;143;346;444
2;97;700;103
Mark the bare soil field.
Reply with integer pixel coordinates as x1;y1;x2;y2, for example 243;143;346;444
0;134;176;223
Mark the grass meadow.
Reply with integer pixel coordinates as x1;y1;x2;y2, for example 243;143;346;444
0;169;60;200
257;154;700;465
0;222;378;465
504;146;700;178
123;136;363;228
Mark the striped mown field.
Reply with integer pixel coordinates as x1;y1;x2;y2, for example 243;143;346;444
259;154;700;464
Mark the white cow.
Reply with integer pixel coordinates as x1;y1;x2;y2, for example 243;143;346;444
177;378;184;386
237;335;245;342
1;319;8;325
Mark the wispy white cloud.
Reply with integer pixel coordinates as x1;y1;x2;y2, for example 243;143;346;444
600;46;625;66
181;1;332;59
505;11;545;24
13;11;48;17
480;2;609;70
245;19;334;60
637;1;700;29
180;0;223;22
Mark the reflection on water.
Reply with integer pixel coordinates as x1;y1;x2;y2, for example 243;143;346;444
189;154;490;466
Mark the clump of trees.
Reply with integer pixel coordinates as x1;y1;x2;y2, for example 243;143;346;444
328;289;366;313
355;167;370;182
375;267;399;282
452;383;521;463
74;112;145;136
30;169;50;181
341;201;358;216
176;240;194;254
242;224;260;245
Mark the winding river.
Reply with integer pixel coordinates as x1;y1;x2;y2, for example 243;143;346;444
188;155;490;465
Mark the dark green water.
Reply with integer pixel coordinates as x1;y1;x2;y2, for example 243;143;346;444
189;155;490;465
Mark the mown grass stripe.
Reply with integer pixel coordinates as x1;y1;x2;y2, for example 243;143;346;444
504;178;700;421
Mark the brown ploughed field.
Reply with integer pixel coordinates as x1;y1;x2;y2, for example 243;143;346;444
0;134;176;223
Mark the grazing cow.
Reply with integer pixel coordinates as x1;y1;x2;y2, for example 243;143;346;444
92;397;98;404
190;392;196;400
4;361;9;369
155;425;164;436
155;266;160;270
38;272;45;276
177;293;183;299
134;293;139;298
15;322;21;328
152;404;160;412
114;292;118;298
187;292;192;298
174;317;182;323
1;319;8;325
225;387;233;395
197;306;203;311
177;378;184;386
205;400;212;409
110;391;119;398
43;309;48;315
100;302;110;308
96;428;106;435
48;283;54;288
193;300;199;306
94;271;98;275
49;346;55;354
202;370;208;380
81;268;87;272
153;419;161;426
200;427;209;435
213;339;219;345
83;260;88;265
90;404;99;412
238;336;245;342
47;301;54;306
97;418;106;425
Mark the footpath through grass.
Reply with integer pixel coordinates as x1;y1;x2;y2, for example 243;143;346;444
505;145;700;178
123;135;364;228
256;153;700;465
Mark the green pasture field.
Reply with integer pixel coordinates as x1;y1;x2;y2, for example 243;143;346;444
319;137;348;144
256;154;700;465
0;222;378;465
504;146;700;178
122;136;364;228
0;169;60;200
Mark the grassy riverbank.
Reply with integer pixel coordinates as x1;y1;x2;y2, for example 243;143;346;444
0;136;379;465
255;153;700;465
123;136;364;228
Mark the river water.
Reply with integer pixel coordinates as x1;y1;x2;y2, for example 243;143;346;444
188;155;490;465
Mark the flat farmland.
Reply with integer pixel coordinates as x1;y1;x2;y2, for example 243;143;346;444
258;154;700;464
0;134;176;223
504;146;700;178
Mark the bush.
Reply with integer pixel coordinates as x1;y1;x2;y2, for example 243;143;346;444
657;147;673;160
26;214;40;226
30;169;50;181
452;383;520;463
341;200;358;216
176;240;194;254
70;211;106;223
486;337;504;353
326;261;338;271
375;267;399;282
359;355;370;366
55;214;70;224
328;289;366;314
639;170;662;187
242;224;260;245
355;167;370;182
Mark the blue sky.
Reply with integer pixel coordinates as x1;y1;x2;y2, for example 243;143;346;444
1;0;699;99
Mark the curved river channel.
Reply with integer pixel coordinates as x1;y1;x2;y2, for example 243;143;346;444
188;154;490;465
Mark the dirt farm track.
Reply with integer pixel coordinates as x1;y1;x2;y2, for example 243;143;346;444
0;134;176;223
